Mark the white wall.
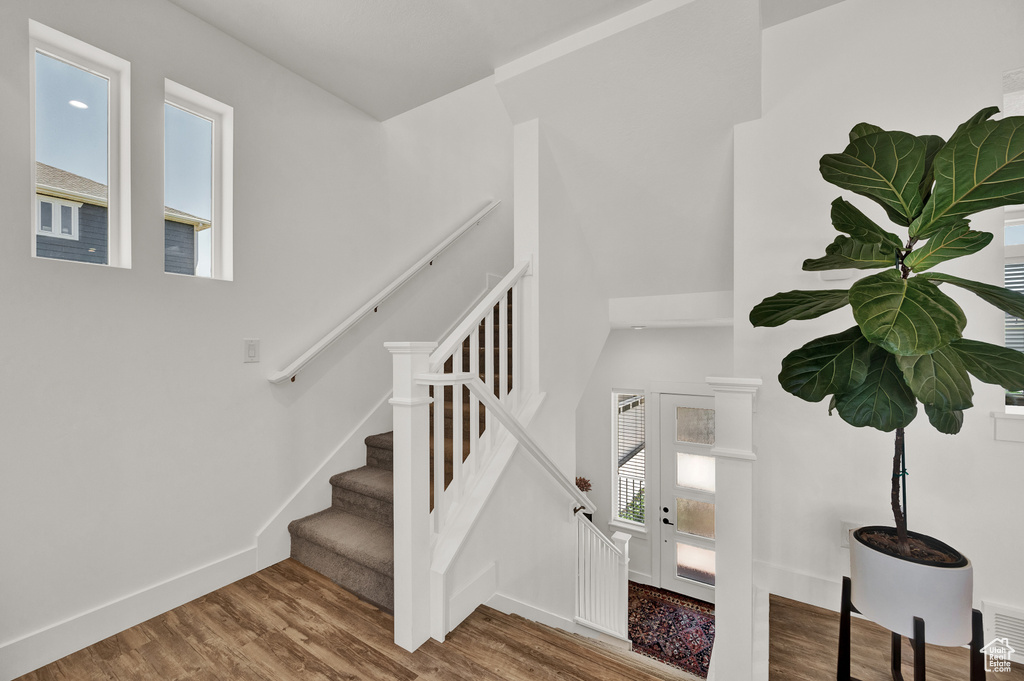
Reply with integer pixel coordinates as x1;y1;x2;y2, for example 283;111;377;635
734;0;1024;612
0;1;511;676
575;327;734;582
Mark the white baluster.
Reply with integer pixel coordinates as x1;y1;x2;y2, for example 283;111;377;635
468;327;480;478
434;377;446;532
511;280;520;412
452;340;464;503
485;307;495;446
499;292;508;402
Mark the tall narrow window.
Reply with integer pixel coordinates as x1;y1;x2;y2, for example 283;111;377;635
31;21;130;267
1004;68;1024;410
164;80;233;280
613;392;646;525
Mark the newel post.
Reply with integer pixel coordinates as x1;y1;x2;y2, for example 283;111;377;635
611;531;631;637
386;342;436;652
706;377;761;681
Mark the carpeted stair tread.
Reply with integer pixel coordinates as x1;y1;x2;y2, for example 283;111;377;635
330;466;393;503
288;507;394;579
364;431;393;451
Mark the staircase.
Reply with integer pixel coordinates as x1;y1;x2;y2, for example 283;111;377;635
287;302;511;613
287;432;396;612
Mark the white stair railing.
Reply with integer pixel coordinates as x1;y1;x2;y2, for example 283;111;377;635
387;260;626;652
576;515;631;640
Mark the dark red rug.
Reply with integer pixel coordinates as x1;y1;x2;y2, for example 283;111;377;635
627;581;715;678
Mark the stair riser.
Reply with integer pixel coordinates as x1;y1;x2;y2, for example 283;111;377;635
331;486;392;526
291;535;394;613
366;444;392;471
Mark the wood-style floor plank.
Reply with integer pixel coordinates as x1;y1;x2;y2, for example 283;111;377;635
769;593;1024;680
16;559;688;681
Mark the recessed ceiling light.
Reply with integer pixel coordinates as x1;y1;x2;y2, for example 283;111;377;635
631;325;647;330
69;100;88;109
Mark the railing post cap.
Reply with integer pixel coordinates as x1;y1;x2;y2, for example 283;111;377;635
384;342;438;354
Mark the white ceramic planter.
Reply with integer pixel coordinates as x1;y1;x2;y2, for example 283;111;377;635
849;526;973;646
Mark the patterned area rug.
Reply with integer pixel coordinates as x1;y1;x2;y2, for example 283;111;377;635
628;581;715;678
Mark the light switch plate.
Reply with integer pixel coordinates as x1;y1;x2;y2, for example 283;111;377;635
244;338;260;363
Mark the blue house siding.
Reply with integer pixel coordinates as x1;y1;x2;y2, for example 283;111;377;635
35;203;108;265
164;220;196;275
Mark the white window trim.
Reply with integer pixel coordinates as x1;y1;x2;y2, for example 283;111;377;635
29;20;130;267
165;79;233;281
36;195;82;240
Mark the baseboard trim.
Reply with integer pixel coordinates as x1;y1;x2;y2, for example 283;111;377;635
0;547;258;681
753;559;842;612
447;562;497;634
487;591;630;649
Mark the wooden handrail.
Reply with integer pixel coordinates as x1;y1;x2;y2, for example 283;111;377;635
269;200;500;384
415;372;595;513
429;259;530;370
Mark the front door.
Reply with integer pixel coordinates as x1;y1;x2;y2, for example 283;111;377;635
658;394;716;603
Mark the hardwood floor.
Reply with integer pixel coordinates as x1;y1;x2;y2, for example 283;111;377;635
17;559;688;681
23;561;1024;681
770;594;1024;681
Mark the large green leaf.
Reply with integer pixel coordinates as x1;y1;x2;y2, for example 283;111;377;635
920;272;1024;320
749;289;850;328
909;116;1024;238
949;338;1024;391
830;197;903;249
917;134;946;202
779;327;873;402
849;269;966;355
849;122;883;142
896;346;973;410
802;236;899;271
833;348;918;431
924;403;964;434
946;106;1000;147
820;131;926;226
903;222;992;272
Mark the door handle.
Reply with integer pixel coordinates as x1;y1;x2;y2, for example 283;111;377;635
662;518;673;525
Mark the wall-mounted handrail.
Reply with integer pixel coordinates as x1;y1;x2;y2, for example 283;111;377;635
269;200;500;384
429;259;530;371
415;372;595;514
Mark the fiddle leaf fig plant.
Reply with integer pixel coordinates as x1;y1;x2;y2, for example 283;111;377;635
750;107;1024;556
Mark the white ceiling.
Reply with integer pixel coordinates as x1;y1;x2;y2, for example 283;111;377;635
165;0;651;120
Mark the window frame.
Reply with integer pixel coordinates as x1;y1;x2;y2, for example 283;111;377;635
611;390;647;529
35;195;81;240
29;20;130;267
164;79;233;281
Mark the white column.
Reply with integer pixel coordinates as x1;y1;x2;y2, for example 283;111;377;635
706;376;761;681
386;341;436;652
513;119;540;399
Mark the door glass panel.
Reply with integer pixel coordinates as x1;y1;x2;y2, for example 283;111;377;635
677;498;715;539
676;451;715;492
677;543;716;585
676;406;715;445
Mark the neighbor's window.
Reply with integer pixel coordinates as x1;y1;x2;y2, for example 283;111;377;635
613;392;646;525
164;80;233;280
31;21;130;267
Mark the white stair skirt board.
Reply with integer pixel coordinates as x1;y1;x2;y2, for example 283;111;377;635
0;547;258;681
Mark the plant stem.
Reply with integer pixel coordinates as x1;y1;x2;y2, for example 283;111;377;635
892;427;910;555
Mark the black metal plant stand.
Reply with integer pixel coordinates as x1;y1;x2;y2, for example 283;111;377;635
837;576;985;681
